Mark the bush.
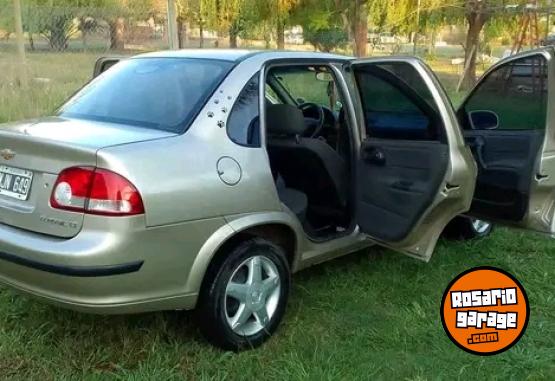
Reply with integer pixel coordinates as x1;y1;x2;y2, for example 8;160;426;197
304;25;348;53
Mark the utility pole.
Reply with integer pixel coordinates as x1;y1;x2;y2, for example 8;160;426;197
413;0;422;55
13;0;27;87
167;0;179;50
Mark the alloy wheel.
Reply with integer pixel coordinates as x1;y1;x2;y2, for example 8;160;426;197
224;256;281;336
471;219;492;234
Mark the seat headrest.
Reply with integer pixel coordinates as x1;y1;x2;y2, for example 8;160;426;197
266;104;307;136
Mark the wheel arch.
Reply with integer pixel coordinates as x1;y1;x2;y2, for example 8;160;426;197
184;212;303;301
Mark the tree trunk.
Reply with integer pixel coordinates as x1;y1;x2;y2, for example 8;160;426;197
461;17;484;90
229;28;238;48
352;0;368;57
199;22;204;48
277;21;285;50
428;30;436;55
109;18;125;51
334;0;352;43
13;0;27;87
264;25;271;49
28;33;35;51
177;18;184;48
183;22;189;46
460;3;489;91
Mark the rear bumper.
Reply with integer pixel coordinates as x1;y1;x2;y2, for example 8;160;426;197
0;215;228;314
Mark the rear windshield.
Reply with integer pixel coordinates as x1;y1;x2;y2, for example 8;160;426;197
59;58;234;133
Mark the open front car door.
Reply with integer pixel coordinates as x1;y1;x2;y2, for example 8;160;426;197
93;56;124;78
458;48;555;235
349;58;477;261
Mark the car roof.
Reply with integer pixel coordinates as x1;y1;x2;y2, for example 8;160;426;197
135;49;352;63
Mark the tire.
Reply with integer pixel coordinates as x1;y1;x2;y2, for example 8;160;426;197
444;216;493;241
196;238;291;351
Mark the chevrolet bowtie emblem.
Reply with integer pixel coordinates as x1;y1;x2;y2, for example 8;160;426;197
0;149;16;161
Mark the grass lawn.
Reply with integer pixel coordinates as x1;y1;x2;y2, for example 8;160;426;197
0;48;554;380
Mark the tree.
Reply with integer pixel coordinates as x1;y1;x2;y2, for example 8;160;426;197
460;0;493;90
291;0;348;52
38;6;79;51
327;0;368;57
250;0;298;49
304;25;348;52
77;15;104;49
351;0;368;56
215;0;245;48
177;0;201;47
17;0;86;52
0;0;15;37
276;0;298;49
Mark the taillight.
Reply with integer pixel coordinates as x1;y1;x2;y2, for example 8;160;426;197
50;167;144;216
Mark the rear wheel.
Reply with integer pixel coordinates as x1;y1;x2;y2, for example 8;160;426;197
444;216;493;241
197;238;290;351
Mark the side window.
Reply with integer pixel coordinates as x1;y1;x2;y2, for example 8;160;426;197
354;62;443;141
227;74;260;147
268;66;343;111
463;55;547;131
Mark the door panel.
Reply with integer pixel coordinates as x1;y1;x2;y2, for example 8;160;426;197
464;130;544;221
351;58;476;261
358;139;448;241
459;49;555;234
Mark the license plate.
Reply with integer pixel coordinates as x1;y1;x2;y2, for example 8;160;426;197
0;166;33;201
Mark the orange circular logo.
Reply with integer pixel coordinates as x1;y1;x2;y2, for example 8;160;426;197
441;267;529;356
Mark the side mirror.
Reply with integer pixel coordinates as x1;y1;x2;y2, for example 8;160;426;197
469;110;500;130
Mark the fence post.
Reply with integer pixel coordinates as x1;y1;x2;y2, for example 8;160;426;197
13;0;28;87
167;0;179;50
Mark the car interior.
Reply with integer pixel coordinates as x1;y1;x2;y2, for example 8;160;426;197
264;65;353;239
457;54;548;222
264;63;451;243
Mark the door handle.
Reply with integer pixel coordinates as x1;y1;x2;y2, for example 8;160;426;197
363;147;386;166
391;180;414;191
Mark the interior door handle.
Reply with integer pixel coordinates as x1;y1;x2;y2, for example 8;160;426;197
391;180;414;191
363;147;386;166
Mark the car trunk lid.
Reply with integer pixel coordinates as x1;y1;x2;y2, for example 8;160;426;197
0;117;176;238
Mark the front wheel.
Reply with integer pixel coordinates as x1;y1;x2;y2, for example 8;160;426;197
444;216;493;241
196;238;291;351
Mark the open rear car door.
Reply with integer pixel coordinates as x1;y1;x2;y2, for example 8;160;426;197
457;48;555;235
349;58;477;261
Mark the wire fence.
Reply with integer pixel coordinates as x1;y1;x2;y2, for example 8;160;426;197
1;4;171;52
0;4;506;123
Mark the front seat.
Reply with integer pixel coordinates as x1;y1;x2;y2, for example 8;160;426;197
266;104;348;212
